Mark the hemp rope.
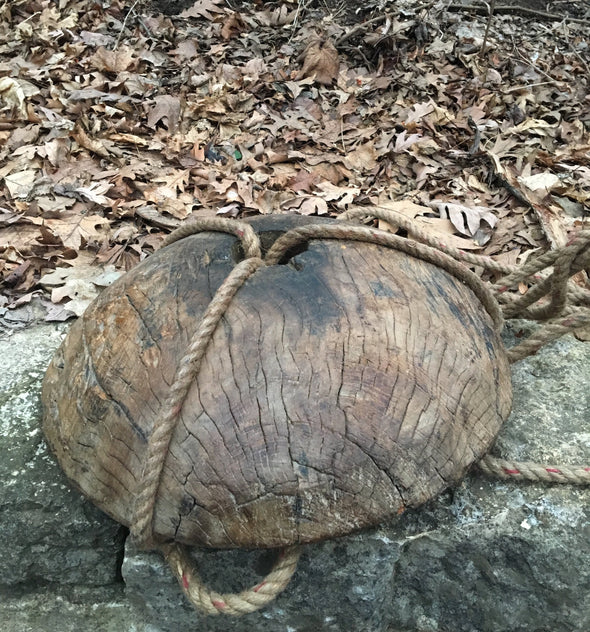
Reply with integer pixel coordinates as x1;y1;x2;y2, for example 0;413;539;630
478;455;590;484
131;211;590;616
132;218;301;616
163;543;301;616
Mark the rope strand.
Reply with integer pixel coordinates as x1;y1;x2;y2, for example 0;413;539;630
478;455;590;484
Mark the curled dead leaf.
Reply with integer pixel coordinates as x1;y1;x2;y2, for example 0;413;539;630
73;126;110;158
0;77;26;117
40;264;122;317
298;39;339;86
430;201;497;238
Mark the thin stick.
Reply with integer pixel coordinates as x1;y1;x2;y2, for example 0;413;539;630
447;3;590;25
335;14;389;47
114;0;140;50
480;0;496;56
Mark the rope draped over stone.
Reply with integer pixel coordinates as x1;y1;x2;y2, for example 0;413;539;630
163;543;301;616
130;210;590;617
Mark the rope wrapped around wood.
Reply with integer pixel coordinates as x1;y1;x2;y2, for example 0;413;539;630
129;210;590;617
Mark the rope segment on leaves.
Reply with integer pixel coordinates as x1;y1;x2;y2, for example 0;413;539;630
130;210;590;616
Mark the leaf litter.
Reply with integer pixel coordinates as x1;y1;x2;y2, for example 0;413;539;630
0;0;588;324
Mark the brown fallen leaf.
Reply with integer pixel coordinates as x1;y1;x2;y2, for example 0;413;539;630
3;169;37;199
221;12;245;40
180;0;226;20
298;39;339;86
281;195;329;215
430;201;497;237
39;264;122;317
72;126;110;159
36;212;111;250
87;46;138;73
373;200;485;250
146;95;181;134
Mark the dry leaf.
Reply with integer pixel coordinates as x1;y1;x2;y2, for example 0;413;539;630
180;0;225;20
373;200;485;250
394;130;423;152
221;13;245;40
344;143;378;173
430;201;497;237
40;264;122;316
39;213;111;250
88;46;137;72
299;39;339;86
3;170;37;199
0;77;26;116
518;172;561;192
147;96;181;133
73;126;110;158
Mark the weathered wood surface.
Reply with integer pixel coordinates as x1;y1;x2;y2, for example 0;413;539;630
42;215;512;548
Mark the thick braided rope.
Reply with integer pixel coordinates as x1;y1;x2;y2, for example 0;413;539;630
340;206;517;274
131;212;589;617
342;207;590;317
492;231;590;290
499;235;590;320
163;543;302;616
131;256;265;546
163;217;262;259
339;208;590;361
266;222;503;329
330;209;590;486
478;455;590;484
505;308;590;363
131;218;302;616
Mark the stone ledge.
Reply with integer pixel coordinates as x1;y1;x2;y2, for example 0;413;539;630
0;322;588;631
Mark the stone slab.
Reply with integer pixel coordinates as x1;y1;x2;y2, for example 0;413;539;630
0;325;125;587
0;320;588;631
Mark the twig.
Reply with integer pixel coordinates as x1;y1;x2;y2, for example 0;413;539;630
560;23;590;76
501;81;559;94
446;4;590;25
467;116;481;155
511;41;564;86
113;0;140;50
479;0;496;56
288;0;308;45
335;14;389;47
132;7;154;39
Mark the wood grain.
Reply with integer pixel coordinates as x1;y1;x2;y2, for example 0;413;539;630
42;215;512;548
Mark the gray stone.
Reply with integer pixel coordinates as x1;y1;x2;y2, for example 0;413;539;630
0;319;588;631
123;532;400;632
0;325;125;587
0;586;141;632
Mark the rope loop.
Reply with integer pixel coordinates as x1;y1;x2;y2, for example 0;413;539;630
266;221;503;328
163;544;302;616
337;206;590;363
131;256;265;549
163;217;262;259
